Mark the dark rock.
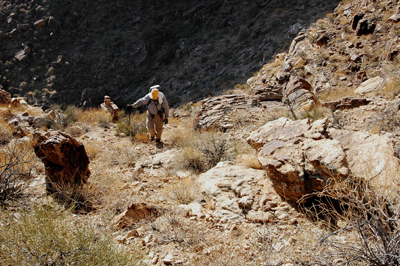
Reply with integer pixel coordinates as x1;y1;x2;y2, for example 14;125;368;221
352;13;364;30
34;131;90;194
316;34;329;47
34;19;46;29
47;16;60;29
355;18;376;36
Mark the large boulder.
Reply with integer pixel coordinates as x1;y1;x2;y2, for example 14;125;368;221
247;117;400;202
34;131;90;193
195;161;288;223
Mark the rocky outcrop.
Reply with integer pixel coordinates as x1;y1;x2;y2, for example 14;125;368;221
250;86;283;102
193;161;296;224
0;89;11;104
283;76;318;110
33;131;90;193
247;117;400;202
354;76;384;95
322;97;371;110
194;94;252;130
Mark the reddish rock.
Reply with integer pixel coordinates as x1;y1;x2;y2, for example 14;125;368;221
34;131;90;193
34;19;46;29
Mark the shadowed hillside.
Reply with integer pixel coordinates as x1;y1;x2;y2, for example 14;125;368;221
1;0;339;108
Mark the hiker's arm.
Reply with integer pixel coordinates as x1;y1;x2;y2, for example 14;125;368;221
131;95;150;108
162;97;169;119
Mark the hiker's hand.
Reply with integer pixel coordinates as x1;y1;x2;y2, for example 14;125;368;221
164;118;168;125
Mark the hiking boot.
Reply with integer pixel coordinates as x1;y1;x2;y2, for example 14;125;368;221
156;139;161;143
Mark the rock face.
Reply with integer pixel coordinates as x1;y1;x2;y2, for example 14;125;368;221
194;94;253;130
33;131;90;193
0;0;340;108
247;117;400;202
194;161;291;223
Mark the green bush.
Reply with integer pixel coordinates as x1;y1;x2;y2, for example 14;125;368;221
0;204;143;265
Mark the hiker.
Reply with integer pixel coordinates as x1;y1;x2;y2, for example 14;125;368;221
127;85;169;143
100;95;120;122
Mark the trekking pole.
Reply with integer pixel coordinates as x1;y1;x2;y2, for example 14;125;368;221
126;104;133;138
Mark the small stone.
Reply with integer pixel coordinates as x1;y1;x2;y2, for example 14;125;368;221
163;254;174;265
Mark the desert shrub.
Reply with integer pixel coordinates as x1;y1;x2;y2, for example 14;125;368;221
298;105;330;122
48;180;96;213
149;210;205;248
199;133;229;168
48;105;80;130
167;177;199;205
179;131;229;173
116;111;147;139
181;146;206;173
0;205;142;265
64;105;79;124
303;177;400;266
0;141;37;207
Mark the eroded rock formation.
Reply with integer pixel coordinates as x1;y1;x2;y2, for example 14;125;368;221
247;117;400;202
33;131;90;193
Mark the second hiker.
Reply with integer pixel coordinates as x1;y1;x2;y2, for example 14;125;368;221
127;85;169;143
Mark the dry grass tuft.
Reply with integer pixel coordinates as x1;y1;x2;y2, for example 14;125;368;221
318;86;356;101
77;107;113;126
166;177;200;205
379;75;400;99
298;104;331;122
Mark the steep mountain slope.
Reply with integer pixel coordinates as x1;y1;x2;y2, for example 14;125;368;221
3;1;400;265
0;0;339;108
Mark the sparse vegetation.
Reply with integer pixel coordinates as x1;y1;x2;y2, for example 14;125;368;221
3;0;400;264
303;177;400;266
116;111;147;140
379;75;400;99
0;140;37;207
0;204;143;266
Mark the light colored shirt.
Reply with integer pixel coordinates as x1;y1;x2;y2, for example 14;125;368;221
132;92;169;118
